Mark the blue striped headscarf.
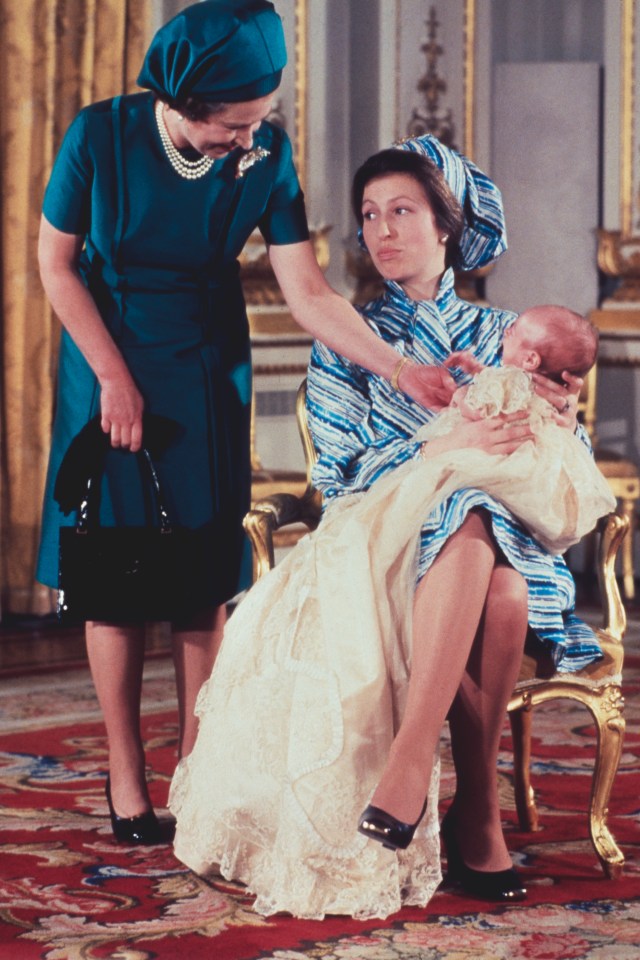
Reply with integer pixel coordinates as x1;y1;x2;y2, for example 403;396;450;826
395;135;507;271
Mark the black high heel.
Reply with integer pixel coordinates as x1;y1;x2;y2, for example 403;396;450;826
358;798;428;851
440;807;527;902
105;775;167;845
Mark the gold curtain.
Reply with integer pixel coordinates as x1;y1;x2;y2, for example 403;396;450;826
0;0;151;616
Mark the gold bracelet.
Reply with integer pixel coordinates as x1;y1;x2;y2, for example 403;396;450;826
390;356;409;391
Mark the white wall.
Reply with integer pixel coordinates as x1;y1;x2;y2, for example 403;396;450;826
487;62;600;316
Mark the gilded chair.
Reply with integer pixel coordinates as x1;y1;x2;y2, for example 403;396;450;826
244;379;628;879
578;363;639;601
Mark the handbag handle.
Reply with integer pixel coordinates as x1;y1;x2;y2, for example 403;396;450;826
76;448;172;534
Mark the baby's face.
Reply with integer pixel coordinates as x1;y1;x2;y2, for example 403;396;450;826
502;316;532;368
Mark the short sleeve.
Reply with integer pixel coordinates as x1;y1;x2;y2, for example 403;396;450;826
257;128;309;246
42;109;93;235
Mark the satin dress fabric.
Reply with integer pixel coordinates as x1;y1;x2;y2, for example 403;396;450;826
37;92;309;608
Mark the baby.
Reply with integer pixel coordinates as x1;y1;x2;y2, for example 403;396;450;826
414;305;614;554
446;305;598;421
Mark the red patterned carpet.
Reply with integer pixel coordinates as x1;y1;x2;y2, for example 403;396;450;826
0;618;639;960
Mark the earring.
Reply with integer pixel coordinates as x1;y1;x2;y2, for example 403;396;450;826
440;234;449;244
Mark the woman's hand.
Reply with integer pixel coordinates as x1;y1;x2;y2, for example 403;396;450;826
424;410;535;459
99;371;145;452
531;370;581;430
38;217;146;452
400;362;457;410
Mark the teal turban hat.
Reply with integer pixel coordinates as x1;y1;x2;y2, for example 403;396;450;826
137;0;286;103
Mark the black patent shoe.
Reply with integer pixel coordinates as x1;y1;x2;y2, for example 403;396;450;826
441;807;527;903
358;799;427;851
105;775;170;845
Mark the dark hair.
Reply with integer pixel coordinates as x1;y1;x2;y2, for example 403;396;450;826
351;149;464;269
162;96;228;123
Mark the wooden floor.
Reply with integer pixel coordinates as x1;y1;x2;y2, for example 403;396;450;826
0;615;172;676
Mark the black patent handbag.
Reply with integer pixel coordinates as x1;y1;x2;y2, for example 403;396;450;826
55;416;211;624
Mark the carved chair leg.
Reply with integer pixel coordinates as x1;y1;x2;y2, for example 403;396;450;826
508;704;539;832
619;498;636;601
588;684;626;878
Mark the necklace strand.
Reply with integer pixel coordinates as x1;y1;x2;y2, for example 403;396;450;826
154;101;214;180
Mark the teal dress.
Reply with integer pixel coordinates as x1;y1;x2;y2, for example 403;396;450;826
37;92;309;609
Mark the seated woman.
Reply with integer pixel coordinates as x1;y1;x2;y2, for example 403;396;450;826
407;304;615;554
170;136;606;920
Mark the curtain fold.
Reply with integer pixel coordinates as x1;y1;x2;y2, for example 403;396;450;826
0;0;151;616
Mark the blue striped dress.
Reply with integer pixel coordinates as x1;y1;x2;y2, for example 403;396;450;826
307;269;602;672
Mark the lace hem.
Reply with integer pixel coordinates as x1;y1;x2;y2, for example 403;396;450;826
171;761;442;920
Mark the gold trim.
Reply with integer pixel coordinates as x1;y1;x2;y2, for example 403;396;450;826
591;306;640;331
596;1;638;297
599;355;640;367
596;229;640;300
253;363;309;376
620;0;635;236
404;7;455;144
597;229;640;276
248;308;310;337
395;1;402;142
294;0;308;189
463;0;476;158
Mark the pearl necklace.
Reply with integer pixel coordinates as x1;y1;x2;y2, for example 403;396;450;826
154;100;214;180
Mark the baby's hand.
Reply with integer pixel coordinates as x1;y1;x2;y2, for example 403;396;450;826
444;350;485;376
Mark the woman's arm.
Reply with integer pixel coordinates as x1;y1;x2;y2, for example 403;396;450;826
38;216;144;451
268;240;456;410
421;410;535;460
308;338;430;498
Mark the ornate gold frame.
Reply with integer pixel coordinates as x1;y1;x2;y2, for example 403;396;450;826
393;2;472;148
596;0;640;317
293;0;308;190
463;0;476;157
619;0;636;238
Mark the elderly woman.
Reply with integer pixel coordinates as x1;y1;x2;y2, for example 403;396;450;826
169;136;601;918
36;0;453;845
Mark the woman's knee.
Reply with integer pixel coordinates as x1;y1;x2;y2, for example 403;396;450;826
486;566;529;644
490;565;528;604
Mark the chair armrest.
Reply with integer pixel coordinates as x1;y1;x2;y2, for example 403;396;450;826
252;491;319;528
243;489;322;580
